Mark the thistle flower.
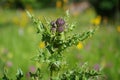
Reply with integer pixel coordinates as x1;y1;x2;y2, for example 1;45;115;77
94;64;100;71
57;26;64;33
56;18;65;27
50;18;65;33
29;66;36;73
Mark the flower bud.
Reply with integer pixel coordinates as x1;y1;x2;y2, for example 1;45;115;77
51;27;56;32
50;21;56;27
56;18;65;27
57;26;64;33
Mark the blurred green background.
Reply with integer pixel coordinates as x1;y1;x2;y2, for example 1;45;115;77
0;0;120;80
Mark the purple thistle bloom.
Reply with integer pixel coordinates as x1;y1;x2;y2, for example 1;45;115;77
56;18;65;27
6;61;13;67
57;26;64;33
29;66;36;73
94;64;100;71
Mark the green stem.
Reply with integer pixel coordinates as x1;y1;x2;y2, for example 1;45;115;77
50;69;53;80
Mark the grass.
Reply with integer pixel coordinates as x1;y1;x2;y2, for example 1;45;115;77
0;8;120;80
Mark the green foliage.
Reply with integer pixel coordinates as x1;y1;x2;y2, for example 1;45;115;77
2;69;23;80
38;0;56;8
60;63;101;80
29;68;42;80
0;0;56;9
89;0;119;18
2;74;9;80
16;69;23;80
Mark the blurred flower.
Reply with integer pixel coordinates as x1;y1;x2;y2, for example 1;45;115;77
91;16;101;26
6;61;13;68
18;28;24;36
39;42;45;48
20;11;28;27
94;64;100;71
117;26;120;32
77;42;83;49
13;11;28;28
63;0;68;3
29;66;36;73
56;0;62;8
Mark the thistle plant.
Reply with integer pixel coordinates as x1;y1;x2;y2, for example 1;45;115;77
1;11;101;80
26;10;101;80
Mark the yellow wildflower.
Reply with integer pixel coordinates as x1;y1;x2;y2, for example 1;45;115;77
20;11;28;27
39;42;45;48
117;26;120;32
56;0;62;8
91;15;101;26
77;42;83;49
63;0;68;3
